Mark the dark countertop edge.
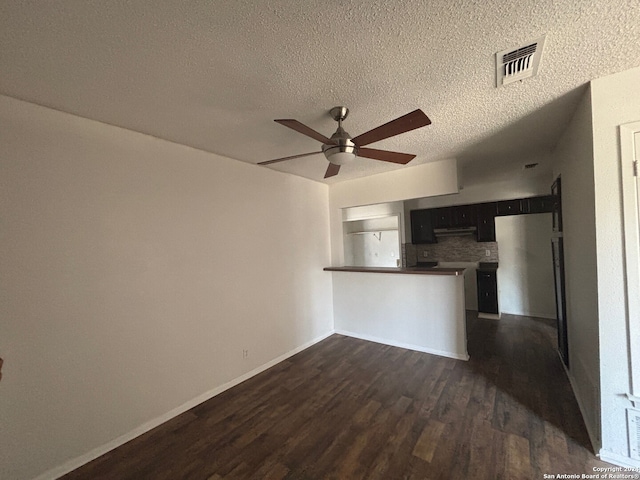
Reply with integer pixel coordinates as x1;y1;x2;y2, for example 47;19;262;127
324;266;465;276
477;262;499;271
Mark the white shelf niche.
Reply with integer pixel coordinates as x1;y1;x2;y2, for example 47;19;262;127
343;214;401;267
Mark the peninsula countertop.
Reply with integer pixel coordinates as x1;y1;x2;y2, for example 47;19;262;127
323;266;466;276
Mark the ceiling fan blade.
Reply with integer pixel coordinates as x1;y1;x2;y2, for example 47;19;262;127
324;163;340;178
357;147;416;165
352;109;431;147
275;119;333;144
258;151;321;166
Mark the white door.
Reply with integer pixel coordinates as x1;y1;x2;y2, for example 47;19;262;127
620;122;640;396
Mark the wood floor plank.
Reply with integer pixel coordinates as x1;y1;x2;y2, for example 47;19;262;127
467;418;496;480
62;314;615;479
412;419;446;462
505;433;533;480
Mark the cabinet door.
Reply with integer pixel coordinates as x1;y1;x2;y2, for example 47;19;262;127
496;199;524;216
524;195;556;214
477;270;498;314
452;204;476;227
410;209;437;244
476;203;496;242
433;207;453;228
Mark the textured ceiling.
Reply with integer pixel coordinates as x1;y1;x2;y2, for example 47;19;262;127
1;1;638;183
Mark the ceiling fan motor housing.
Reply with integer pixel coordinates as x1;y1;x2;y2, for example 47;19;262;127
322;126;358;165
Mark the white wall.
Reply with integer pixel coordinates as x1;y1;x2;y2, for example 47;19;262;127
329;159;459;266
551;86;601;450
494;214;556;319
0;96;334;480
590;66;640;465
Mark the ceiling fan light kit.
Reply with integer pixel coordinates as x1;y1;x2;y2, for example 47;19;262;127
258;106;431;179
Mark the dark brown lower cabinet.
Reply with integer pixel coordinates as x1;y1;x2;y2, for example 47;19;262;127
477;269;499;315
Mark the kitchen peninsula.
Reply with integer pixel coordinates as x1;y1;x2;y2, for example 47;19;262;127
324;266;469;360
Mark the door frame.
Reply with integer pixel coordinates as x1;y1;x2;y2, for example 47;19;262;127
620;121;640;396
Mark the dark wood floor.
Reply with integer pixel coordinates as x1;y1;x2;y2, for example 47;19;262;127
63;312;612;479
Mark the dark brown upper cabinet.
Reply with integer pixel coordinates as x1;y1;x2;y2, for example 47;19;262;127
523;195;556;214
452;204;476;227
410;209;437;244
409;195;553;244
496;199;525;216
433;207;453;229
476;202;497;242
433;204;476;228
497;195;555;216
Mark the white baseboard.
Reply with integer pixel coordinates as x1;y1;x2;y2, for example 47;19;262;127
34;330;335;480
497;310;556;320
599;449;640;469
335;329;469;361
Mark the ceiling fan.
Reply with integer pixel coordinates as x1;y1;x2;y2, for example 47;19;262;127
258;106;432;178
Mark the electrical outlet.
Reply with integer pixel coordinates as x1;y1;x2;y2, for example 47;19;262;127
423;251;428;258
485;249;491;257
242;349;249;359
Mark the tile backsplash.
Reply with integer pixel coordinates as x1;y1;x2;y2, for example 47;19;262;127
403;235;498;266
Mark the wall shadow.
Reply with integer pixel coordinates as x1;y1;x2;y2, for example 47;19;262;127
465;310;593;452
455;85;589;184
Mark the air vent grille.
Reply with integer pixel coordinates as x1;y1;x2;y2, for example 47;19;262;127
496;35;546;87
503;43;537;64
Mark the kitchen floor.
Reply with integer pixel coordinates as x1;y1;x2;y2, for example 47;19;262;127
62;312;612;479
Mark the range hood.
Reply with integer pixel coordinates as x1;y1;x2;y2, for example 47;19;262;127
433;226;477;237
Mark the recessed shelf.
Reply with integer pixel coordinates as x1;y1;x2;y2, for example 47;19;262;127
347;228;398;235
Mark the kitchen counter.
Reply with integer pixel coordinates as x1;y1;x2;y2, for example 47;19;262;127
476;261;499;271
323;266;465;276
326;267;469;361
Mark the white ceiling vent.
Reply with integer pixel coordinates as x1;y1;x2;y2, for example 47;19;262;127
496;35;546;87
